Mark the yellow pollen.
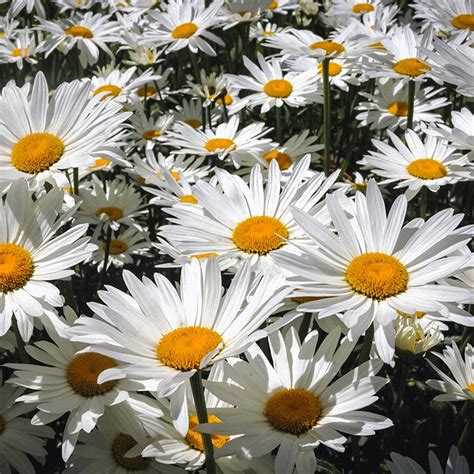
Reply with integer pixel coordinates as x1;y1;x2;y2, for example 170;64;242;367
397;310;426;319
309;40;345;55
143;130;162;140
185;118;202;128
137;85;157;97
0;32;5;39
407;159;447;180
112;433;150;470
318;61;342;76
186;415;229;451
216;94;233;106
180;194;198;204
353;182;368;191
466;383;474;393
264;388;321;435
108;239;128;255
11;47;28;57
90;158;111;169
11;133;64;174
388;101;409;117
95;206;124;221
93;84;122;100
156;326;223;371
205;138;236;153
268;1;278;9
451;14;474;30
67;352;118;397
370;42;386;50
171;22;198;39
353;3;374;13
346;252;408;300
262;30;276;36
263;79;293;98
191;252;218;259
0;415;4;435
393;58;431;77
0;243;34;294
64;25;94;38
263;150;293;170
232;216;289;255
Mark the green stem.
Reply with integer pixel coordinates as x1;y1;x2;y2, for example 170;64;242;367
190;370;217;474
393;361;410;420
73;168;79;195
98;226;113;289
460;325;472;354
275;106;282;143
189;50;200;82
322;58;331;175
419;187;427;219
458;405;473;452
357;325;374;365
406;80;415;130
12;319;29;363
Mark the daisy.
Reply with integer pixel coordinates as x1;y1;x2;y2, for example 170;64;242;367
0;72;130;191
0;29;40;70
273;180;473;364
6;307;143;461
130;111;175;149
198;327;392;474
68;258;295;434
250;22;287;43
166;115;271;167
355;81;449;131
188;70;227;107
142;0;224;56
8;0;45;17
394;315;443;357
0;180;95;341
171;98;211;130
227;53;320;113
159;158;339;271
426;342;474;402
220;0;272;29
37;12;121;68
359;130;473;200
327;0;381;18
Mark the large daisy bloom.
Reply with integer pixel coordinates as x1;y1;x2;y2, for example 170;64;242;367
198;327;392;474
159;158;340;271
426;342;474;402
359;130;473;200
0;180;95;341
0;72;130;191
273;180;473;364
68;258;296;435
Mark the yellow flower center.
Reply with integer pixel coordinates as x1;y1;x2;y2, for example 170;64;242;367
309;40;345;55
393;58;431;77
268;1;278;9
11;47;28;57
93;84;122;100
264;388;321;435
172;22;198;39
318;61;342;76
0;243;34;293
67;352;118;397
451;14;474;30
108;239;128;255
466;383;474;393
370;42;386;50
346;252;408;300
263;150;293;170
216;94;233;106
0;32;5;39
185;415;229;451
137;85;157;97
353;182;368;191
112;433;150;470
353;3;374;13
397;310;426;319
90;158;112;169
143;130;162;140
180;194;198;204
232;216;289;255
204;138;236;153
11;133;64;174
407;159;447;180
95;206;124;221
64;25;94;38
156;326;223;371
190;252;218;259
185;118;202;129
263;79;293;98
388;101;409;117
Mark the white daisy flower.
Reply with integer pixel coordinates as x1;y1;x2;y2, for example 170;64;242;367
142;0;224;56
273;180;473;364
227;53;320;113
130;111;175;149
394;315;443;357
359;130;473;200
198;327;392;473
8;0;45;17
0;29;40;70
426;342;474;402
188;70;227;107
0;72;130;191
327;0;381;18
6;307;143;461
159;158;339;271
68;258;295;434
250;21;287;42
0;180;95;341
171;98;210;130
220;0;272;30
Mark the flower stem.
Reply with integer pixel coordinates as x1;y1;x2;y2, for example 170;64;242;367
419;186;427;219
393;361;410;420
322;58;331;175
458;402;473;452
73;168;79;195
190;370;217;474
98;225;112;290
406;80;415;130
357;325;374;365
275;106;282;143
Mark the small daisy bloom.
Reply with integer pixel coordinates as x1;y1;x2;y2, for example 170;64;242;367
8;0;45;16
327;0;381;17
171;98;211;130
159;158;339;271
187;70;227;107
0;72;130;191
130;111;175;149
199;327;392;474
250;21;287;43
273;180;473;364
394;315;443;357
142;0;224;56
220;0;272;29
426;342;474;402
68;258;295;435
227;53;320;113
0;29;40;70
0;180;95;341
359;130;473;200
